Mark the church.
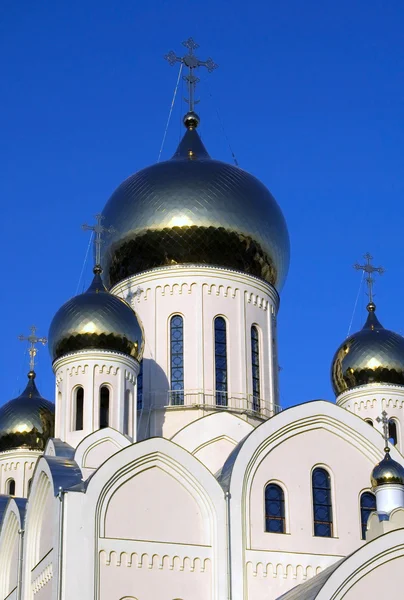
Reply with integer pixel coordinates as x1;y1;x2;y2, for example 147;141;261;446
0;39;403;600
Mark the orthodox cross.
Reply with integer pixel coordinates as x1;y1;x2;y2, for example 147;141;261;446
354;253;384;304
376;410;390;452
165;38;218;112
82;214;114;268
18;325;47;373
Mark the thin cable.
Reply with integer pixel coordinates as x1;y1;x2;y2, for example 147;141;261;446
347;270;365;337
75;232;93;296
158;63;183;162
205;82;239;166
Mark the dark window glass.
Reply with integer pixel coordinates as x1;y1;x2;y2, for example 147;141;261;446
137;360;143;410
251;326;260;411
215;317;228;406
8;479;15;496
265;484;285;533
170;315;184;405
100;386;110;428
389;420;398;445
75;387;84;431
360;491;376;539
365;419;373;426
27;479;32;493
312;468;333;537
124;389;130;435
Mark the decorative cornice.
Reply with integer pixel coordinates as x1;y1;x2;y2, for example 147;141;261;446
53;349;138;372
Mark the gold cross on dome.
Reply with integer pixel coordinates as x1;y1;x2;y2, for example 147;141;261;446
82;214;114;269
354;253;384;304
376;410;390;452
18;325;47;373
165;38;218;113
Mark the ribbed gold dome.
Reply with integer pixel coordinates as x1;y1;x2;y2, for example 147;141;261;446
371;451;404;487
48;270;144;362
100;123;290;290
331;303;404;396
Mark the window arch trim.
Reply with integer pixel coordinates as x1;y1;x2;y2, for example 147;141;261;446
72;385;84;431
359;489;376;540
263;480;288;534
99;384;111;429
214;315;228;406
311;464;335;538
251;324;261;412
169;314;184;405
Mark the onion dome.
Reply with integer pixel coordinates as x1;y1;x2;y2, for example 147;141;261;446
371;450;404;488
48;267;144;362
100;113;290;291
0;372;54;452
331;302;404;396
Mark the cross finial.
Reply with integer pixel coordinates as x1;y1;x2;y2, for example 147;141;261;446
354;253;384;306
82;214;114;272
165;38;218;116
18;325;47;374
376;410;390;453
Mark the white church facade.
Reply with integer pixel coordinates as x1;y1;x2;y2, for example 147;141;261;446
1;40;404;600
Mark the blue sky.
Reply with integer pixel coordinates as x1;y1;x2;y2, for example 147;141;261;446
1;1;403;408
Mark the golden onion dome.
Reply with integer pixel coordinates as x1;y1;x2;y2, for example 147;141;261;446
0;372;54;452
371;450;404;488
48;268;144;362
100;116;290;290
331;303;404;396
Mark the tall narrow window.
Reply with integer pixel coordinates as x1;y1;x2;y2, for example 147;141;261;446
27;479;32;494
74;386;84;431
100;386;110;428
360;491;376;539
124;389;131;436
251;326;260;412
7;479;15;496
265;483;285;533
312;468;333;537
389;420;398;445
170;315;184;405
137;360;143;410
215;317;228;406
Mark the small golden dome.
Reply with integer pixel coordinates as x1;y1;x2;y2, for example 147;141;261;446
371;451;404;488
48;270;144;362
331;303;404;396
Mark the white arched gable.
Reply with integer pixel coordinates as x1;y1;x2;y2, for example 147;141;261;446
74;426;131;480
0;498;25;600
76;437;227;600
223;400;404;600
315;528;404;599
171;411;253;473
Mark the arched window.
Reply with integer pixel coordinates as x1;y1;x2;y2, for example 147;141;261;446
389;419;398;445
251;325;260;412
360;491;376;539
214;317;228;406
365;418;373;426
74;386;84;431
312;468;333;537
170;315;184;405
137;360;143;410
124;389;131;436
99;386;110;428
7;479;15;496
265;483;285;533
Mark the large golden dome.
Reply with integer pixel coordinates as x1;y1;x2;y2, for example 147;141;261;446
48;269;144;362
331;303;404;396
100;119;290;290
